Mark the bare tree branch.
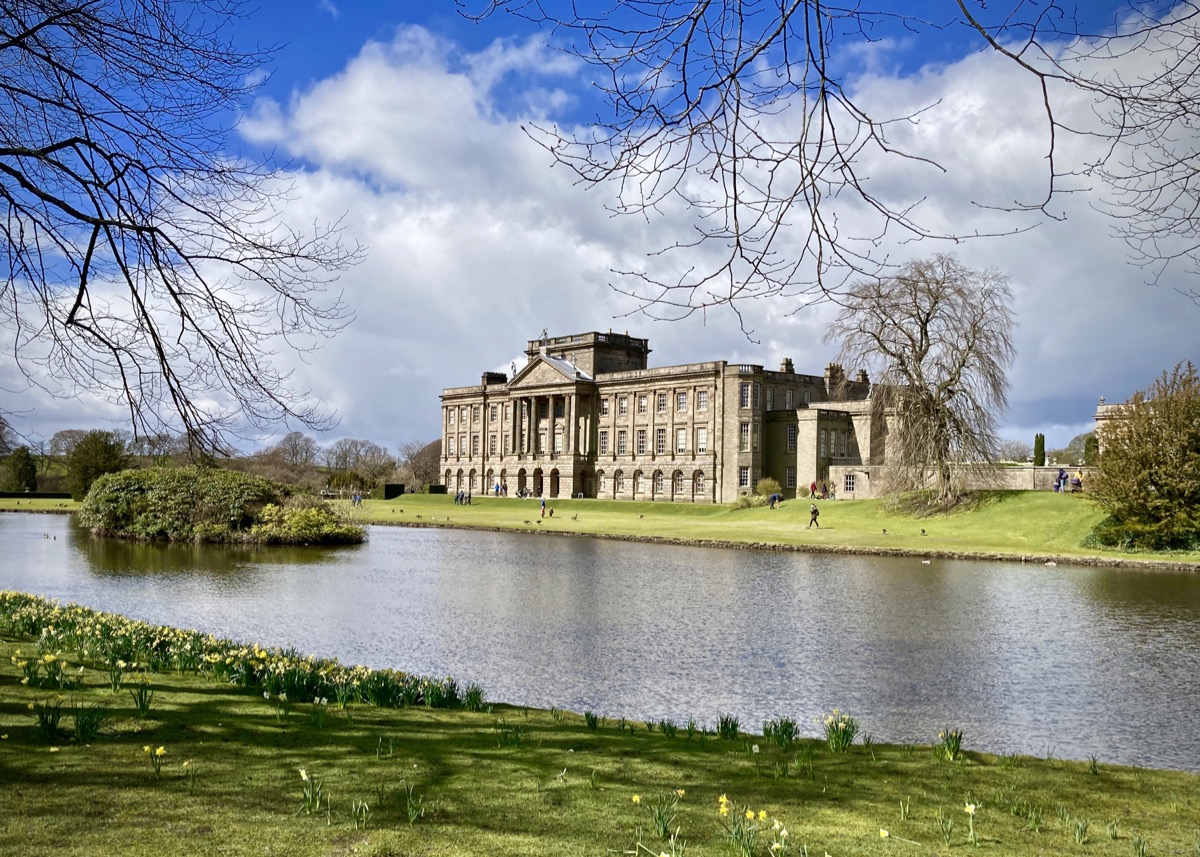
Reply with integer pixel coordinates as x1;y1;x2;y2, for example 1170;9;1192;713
1;0;365;452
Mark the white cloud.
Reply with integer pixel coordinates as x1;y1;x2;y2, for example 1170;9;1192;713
11;20;1196;455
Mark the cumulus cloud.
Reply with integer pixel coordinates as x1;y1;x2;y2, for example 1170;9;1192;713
12;21;1196;454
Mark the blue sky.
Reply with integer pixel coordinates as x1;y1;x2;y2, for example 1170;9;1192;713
8;0;1199;454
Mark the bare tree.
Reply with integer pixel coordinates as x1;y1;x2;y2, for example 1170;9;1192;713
996;438;1033;463
273;431;320;469
825;254;1015;505
48;428;89;458
2;0;362;451
323;437;394;488
398;439;441;490
462;1;1200;310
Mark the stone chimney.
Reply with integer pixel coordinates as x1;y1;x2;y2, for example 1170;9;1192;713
780;358;794;374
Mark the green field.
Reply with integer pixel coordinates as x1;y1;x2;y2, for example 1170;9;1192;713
5;490;1200;566
3;632;1199;857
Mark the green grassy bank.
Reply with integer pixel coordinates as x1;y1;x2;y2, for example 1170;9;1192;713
3;631;1199;857
5;490;1199;566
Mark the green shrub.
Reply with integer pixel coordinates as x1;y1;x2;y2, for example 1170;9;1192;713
733;493;769;509
79;467;365;545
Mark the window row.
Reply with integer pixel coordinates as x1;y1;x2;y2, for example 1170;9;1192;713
597;469;705;495
600;389;709;417
739;382;813;411
817;427;853;458
599;426;709;455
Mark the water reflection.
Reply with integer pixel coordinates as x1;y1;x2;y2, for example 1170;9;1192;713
2;511;1198;771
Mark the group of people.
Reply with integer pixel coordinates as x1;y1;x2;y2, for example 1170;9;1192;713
492;482;510;497
453;490;472;505
808;481;835;500
1054;468;1085;494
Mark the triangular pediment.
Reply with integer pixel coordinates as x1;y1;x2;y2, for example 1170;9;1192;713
509;354;590;389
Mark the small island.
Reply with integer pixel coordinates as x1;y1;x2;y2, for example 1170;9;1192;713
77;466;365;545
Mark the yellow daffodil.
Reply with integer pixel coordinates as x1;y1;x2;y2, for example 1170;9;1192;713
675;788;686;797
632;794;641;805
154;746;165;757
142;745;151;754
299;769;309;781
745;809;756;820
880;829;890;838
965;803;976;816
759;810;768;821
719;805;730;817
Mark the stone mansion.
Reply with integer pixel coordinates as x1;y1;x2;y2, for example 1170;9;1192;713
439;331;885;503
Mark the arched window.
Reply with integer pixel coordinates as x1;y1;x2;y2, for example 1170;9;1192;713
673;471;685;494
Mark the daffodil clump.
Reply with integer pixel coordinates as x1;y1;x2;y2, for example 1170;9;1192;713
0;591;486;714
144;744;166;779
820;709;859;753
717;794;790;856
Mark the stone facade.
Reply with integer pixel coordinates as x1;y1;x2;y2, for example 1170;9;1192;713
439;331;880;502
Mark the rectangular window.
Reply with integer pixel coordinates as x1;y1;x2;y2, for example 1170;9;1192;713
676;391;687;412
676;427;687;453
555;400;565;418
599;430;609;455
504;403;511;421
471;435;480;456
448;409;456;425
840;429;849;457
638;395;648;415
753;383;761;409
739;383;750;408
696;427;708;453
766;388;774;411
600;398;610;416
459;434;466;456
786;467;797;489
739;422;750;452
803;391;811;404
538;401;549;419
844;473;856;493
503;434;510;453
554;430;563;452
753;423;760;451
785;390;793;410
636;429;647;455
657;392;668;413
739;466;750;488
819;428;827;458
473;405;480;423
787;424;797;452
697;390;708;411
460;406;467;423
538;432;546;452
448;436;456;455
656;428;667;454
617;430;628;455
490;405;498;423
489;435;497;455
618;396;629;416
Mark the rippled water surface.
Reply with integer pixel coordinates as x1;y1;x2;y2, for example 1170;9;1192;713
4;511;1199;770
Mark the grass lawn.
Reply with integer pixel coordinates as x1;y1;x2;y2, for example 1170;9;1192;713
349;491;1200;566
5;490;1199;566
3;633;1199;857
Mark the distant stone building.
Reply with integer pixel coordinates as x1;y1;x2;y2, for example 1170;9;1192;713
439;331;886;502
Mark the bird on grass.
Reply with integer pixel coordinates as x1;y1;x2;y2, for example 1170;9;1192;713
638;514;644;519
881;528;887;535
523;520;532;525
920;528;926;535
571;514;578;522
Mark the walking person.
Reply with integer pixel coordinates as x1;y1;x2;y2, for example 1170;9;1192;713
808;503;820;528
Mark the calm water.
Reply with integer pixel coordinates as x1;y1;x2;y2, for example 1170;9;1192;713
3;511;1199;771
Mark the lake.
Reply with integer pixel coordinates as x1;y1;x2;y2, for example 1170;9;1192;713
3;511;1198;770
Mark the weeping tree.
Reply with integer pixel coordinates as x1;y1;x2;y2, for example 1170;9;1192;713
825;255;1016;505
